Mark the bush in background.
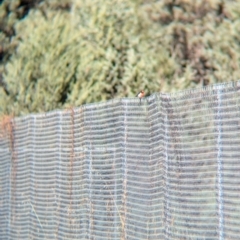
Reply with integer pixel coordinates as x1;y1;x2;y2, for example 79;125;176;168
0;0;172;115
0;0;72;115
1;0;240;116
145;0;240;88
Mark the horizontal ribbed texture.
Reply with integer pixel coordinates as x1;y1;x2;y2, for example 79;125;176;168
1;81;240;239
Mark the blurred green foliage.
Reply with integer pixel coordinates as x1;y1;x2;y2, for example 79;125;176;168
146;0;240;87
0;0;46;83
1;0;240;116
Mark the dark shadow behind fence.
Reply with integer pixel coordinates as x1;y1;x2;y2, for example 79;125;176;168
1;81;240;239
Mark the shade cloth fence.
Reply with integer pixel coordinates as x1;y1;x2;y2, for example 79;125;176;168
1;81;240;239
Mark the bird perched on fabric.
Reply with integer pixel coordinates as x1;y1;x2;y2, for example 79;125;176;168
136;90;145;104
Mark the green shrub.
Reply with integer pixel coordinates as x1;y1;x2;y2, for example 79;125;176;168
144;0;240;89
0;0;72;115
0;0;172;116
2;0;240;116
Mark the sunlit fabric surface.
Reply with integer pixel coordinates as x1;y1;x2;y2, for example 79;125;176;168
1;81;240;239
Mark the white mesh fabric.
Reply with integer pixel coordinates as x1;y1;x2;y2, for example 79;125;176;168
1;81;240;239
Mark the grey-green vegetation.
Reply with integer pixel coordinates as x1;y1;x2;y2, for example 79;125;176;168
1;0;240;116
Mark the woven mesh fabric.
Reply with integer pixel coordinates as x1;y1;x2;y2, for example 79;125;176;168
1;81;240;239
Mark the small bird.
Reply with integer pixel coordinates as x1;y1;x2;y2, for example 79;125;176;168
136;90;145;104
